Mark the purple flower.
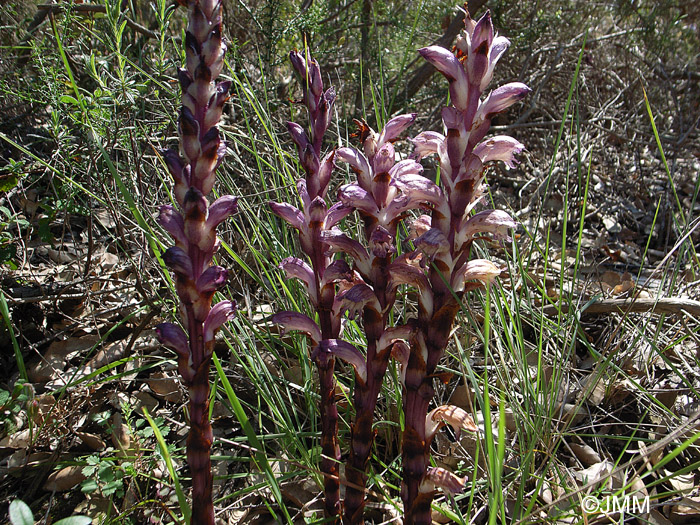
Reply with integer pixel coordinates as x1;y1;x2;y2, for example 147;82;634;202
399;9;528;523
155;2;236;523
271;311;322;345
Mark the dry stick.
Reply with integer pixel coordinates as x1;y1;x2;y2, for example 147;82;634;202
543;297;700;317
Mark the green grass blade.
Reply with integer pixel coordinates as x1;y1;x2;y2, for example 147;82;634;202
212;353;290;521
0;290;26;382
142;407;190;525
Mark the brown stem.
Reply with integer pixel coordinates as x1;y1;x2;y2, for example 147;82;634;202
343;348;385;523
402;283;459;524
401;383;432;525
343;257;390;523
188;354;215;524
318;361;341;520
184;288;215;524
314;233;341;522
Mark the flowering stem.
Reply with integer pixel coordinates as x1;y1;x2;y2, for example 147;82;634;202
399;9;529;522
331;114;439;522
269;50;344;522
314;230;342;520
402;288;458;525
343;286;388;523
156;1;237;523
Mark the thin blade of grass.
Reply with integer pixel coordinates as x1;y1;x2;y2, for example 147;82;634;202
142;407;190;525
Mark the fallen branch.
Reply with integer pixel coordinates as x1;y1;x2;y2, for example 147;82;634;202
387;0;487;114
542;297;700;317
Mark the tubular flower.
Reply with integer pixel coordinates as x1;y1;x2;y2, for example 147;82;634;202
268;51;348;523
396;8;527;524
336;115;449;523
155;1;236;524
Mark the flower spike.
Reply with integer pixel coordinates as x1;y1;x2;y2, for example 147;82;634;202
155;2;236;522
399;8;528;523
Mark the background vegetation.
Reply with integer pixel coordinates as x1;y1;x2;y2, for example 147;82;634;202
0;0;698;523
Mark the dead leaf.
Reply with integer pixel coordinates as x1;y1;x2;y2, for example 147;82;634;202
575;460;614;487
503;408;517;433
569;442;601;467
448;383;474;410
84;340;128;374
29;336;100;383
98;251;119;270
147;372;181;403
44;465;85;491
5;450;53;473
280;479;317;508
75;431;106;451
580;374;606;406
94;209;116;230
558;404;586;425
671;496;700;521
133;391;159;413
211;401;231;420
607;379;635;404
73;494;112;523
283;365;303;386
668;472;695;494
647;509;673;525
612;272;634;295
0;428;31;449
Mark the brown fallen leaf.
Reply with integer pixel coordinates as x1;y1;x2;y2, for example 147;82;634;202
111;413;137;458
283;364;303;386
84;340;128;374
580;374;606;406
73;494;112;524
574;460;614;488
5;450;53;473
29;335;100;383
133;391;159;413
569;442;601;467
668;471;695;495
75;431;106;451
0;428;32;449
448;383;475;410
147;372;181;403
44;465;85;491
280;479;317;508
646;509;673;525
671;496;700;522
612;272;635;295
